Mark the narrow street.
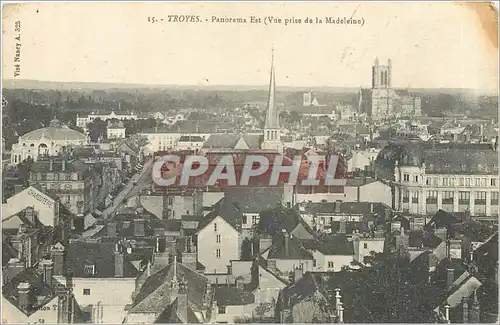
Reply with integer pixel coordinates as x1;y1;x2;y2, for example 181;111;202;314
101;157;153;219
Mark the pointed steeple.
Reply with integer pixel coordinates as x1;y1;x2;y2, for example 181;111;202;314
264;46;279;129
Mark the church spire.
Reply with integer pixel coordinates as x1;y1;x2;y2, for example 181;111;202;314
264;46;279;129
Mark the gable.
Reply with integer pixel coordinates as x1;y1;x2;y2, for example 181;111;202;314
8;186;56;210
234;137;250;150
291;223;315;240
198;215;238;234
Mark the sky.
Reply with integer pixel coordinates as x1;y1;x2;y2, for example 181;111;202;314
2;2;498;91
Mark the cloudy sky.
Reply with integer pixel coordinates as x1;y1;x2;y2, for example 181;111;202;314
2;2;498;91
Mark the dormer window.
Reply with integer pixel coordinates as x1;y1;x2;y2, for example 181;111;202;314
84;264;95;276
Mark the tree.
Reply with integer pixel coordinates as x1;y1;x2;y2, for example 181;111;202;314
17;157;34;186
240;237;253;260
254;302;274;321
87;118;107;142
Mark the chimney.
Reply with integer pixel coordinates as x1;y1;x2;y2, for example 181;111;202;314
50;160;54;171
464;209;471;222
181;251;197;271
177;281;188;322
283;231;289;257
50;244;65;276
114;245;124;277
446;268;454;290
18;282;31;310
134;219;145;237
471;289;480;323
370;203;374;213
444;304;450;324
384;208;392;221
339;220;346;233
107;223;117;237
42;259;54;287
293;265;303;282
24;207;35;225
259;237;273;254
462;297;469;323
395;233;409;252
62;160;66;172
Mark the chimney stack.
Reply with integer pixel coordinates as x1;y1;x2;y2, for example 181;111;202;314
283;230;289;257
235;277;244;290
50;244;65;276
293;265;303;282
471;290;480;323
18;282;31;310
62;160;66;172
50;160;54;171
24;207;35;225
114;245;124;277
177;280;188;322
444;304;450;324
446;268;454;290
42;259;54;287
134;219;146;237
462;297;469;323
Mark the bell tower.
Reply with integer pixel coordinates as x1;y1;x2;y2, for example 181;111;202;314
261;47;283;154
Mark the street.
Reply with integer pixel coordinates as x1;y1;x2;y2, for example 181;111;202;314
101;157;153;219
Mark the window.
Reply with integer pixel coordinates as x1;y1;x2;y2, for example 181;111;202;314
216;249;221;259
491;192;499;205
426;178;430;185
411;191;419;204
328;262;334;268
218;306;226;314
84;264;95;276
242;215;247;224
83;289;91;295
413;175;419;183
65;196;71;204
465;178;471;186
491;178;497;187
214;223;218;232
475;191;487;205
313;260;317;267
216;235;221;243
475;178;481;187
403;174;409;182
402;190;409;203
458;178;464;186
442;191;454;204
458;191;470;205
252;215;258;224
426;191;438;204
481;178;487;187
363;243;368;249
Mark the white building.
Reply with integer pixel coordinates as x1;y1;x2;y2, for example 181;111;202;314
10;118;87;164
375;141;499;216
76;110;138;129
107;120;126;139
139;130;211;153
175;135;205;151
197;198;242;274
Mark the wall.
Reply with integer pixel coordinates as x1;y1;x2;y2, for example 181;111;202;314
203;192;225;208
197;216;241;273
215;302;257;323
230;261;253;283
311;250;354;272
348;150;380;172
54;276;136;324
140;195;163;218
296;193;345;203
1;296;60;324
254;265;287;304
353;237;385;263
124;312;159;324
6;187;58;227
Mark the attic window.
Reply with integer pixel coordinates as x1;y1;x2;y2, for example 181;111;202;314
84;264;95;276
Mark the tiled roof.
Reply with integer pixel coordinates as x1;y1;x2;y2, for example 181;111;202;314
30;158;91;174
302;234;355;256
376;142;498;175
267;235;313;260
178;135;205;142
63;241;140;278
131;261;208;313
425;209;460;231
258;207;313;237
214;286;255;306
202;134;262;149
223;187;283;213
408;230;443;249
198;197;243;232
2;267;64;316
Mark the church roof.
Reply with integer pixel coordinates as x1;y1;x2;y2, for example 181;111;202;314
19;118;87;142
264;49;279;129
